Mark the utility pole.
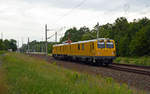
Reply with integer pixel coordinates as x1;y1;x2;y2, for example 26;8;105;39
96;22;99;39
1;32;3;40
28;37;30;53
55;32;57;42
17;40;20;52
45;24;48;57
21;37;24;48
41;37;43;53
97;30;99;39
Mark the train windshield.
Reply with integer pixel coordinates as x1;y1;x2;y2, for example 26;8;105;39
106;42;114;48
97;42;105;48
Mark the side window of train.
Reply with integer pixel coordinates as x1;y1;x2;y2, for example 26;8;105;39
70;45;71;51
78;44;80;50
92;43;94;49
82;44;84;50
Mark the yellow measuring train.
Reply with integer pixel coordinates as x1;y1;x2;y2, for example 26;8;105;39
52;38;116;65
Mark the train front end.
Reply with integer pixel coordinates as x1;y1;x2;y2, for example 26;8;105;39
95;39;116;65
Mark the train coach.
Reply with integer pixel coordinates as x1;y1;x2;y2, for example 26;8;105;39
52;38;116;66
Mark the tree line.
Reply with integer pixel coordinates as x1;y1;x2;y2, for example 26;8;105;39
0;39;17;51
60;17;150;57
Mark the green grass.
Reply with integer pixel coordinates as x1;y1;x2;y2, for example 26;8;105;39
0;53;146;94
114;56;150;66
0;51;6;55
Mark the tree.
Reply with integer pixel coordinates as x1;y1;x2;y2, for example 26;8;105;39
3;39;10;50
129;25;150;56
118;35;130;56
0;39;17;51
81;32;95;41
0;39;5;50
60;26;90;42
9;39;17;51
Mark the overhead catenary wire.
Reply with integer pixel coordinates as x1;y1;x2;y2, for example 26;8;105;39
47;33;55;39
53;0;88;25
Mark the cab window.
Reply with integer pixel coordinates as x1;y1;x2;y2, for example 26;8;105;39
106;42;114;48
97;41;105;48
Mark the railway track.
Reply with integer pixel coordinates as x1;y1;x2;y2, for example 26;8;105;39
110;63;150;76
27;53;150;76
112;63;150;69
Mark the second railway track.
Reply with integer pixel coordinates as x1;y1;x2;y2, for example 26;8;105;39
110;63;150;76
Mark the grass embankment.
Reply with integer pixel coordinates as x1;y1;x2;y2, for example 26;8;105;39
0;51;6;55
114;56;150;66
0;53;145;94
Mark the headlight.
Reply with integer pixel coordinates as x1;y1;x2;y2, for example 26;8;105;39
112;52;114;55
112;51;115;55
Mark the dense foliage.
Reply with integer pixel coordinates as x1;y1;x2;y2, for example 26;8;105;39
0;39;17;51
60;17;150;57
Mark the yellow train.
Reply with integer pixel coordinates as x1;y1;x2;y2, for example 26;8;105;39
52;38;116;65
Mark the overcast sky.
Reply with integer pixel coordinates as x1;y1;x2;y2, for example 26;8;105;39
0;0;150;46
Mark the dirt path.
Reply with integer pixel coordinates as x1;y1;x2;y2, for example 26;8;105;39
0;61;2;67
0;55;3;67
0;54;6;67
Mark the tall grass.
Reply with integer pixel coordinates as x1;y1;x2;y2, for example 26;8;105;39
0;53;146;94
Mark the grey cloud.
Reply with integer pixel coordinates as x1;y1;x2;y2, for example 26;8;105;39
24;0;150;12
